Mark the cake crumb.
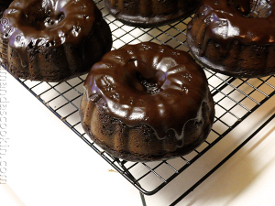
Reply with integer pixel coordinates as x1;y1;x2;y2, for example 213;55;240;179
61;117;66;121
108;169;118;173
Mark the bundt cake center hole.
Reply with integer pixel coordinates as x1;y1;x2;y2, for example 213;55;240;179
228;0;272;18
43;12;65;28
126;60;166;94
21;1;65;30
136;72;159;94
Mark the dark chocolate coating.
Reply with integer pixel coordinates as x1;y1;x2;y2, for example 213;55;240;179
0;0;112;82
0;1;12;18
80;42;214;161
187;0;275;78
104;0;201;27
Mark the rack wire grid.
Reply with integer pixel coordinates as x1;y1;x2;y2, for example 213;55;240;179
2;0;275;205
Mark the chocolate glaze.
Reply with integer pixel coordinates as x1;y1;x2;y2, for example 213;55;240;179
0;0;101;67
235;0;251;14
0;1;12;18
195;0;275;56
83;42;211;141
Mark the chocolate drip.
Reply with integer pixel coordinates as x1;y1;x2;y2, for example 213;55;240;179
0;0;101;67
84;43;209;140
198;0;275;57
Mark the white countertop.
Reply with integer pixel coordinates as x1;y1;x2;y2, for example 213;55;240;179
1;68;275;206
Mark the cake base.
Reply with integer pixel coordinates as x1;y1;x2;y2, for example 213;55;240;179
80;89;215;162
104;0;201;27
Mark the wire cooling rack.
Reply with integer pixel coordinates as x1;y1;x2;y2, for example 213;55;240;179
2;0;275;205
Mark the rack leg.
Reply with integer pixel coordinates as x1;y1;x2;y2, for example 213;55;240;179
140;192;147;206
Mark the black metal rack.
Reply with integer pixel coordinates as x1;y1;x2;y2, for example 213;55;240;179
2;1;275;205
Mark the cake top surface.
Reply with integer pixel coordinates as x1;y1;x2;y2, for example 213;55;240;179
84;42;210;140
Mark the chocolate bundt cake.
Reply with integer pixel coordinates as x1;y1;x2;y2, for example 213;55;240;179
104;0;201;27
187;0;275;78
80;42;215;162
0;0;112;82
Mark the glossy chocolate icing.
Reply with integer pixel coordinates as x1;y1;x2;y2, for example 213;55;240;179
197;0;275;56
235;0;251;14
0;0;101;67
83;42;210;141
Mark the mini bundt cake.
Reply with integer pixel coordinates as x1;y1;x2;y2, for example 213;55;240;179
0;0;112;82
104;0;201;27
187;0;275;78
80;42;215;162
